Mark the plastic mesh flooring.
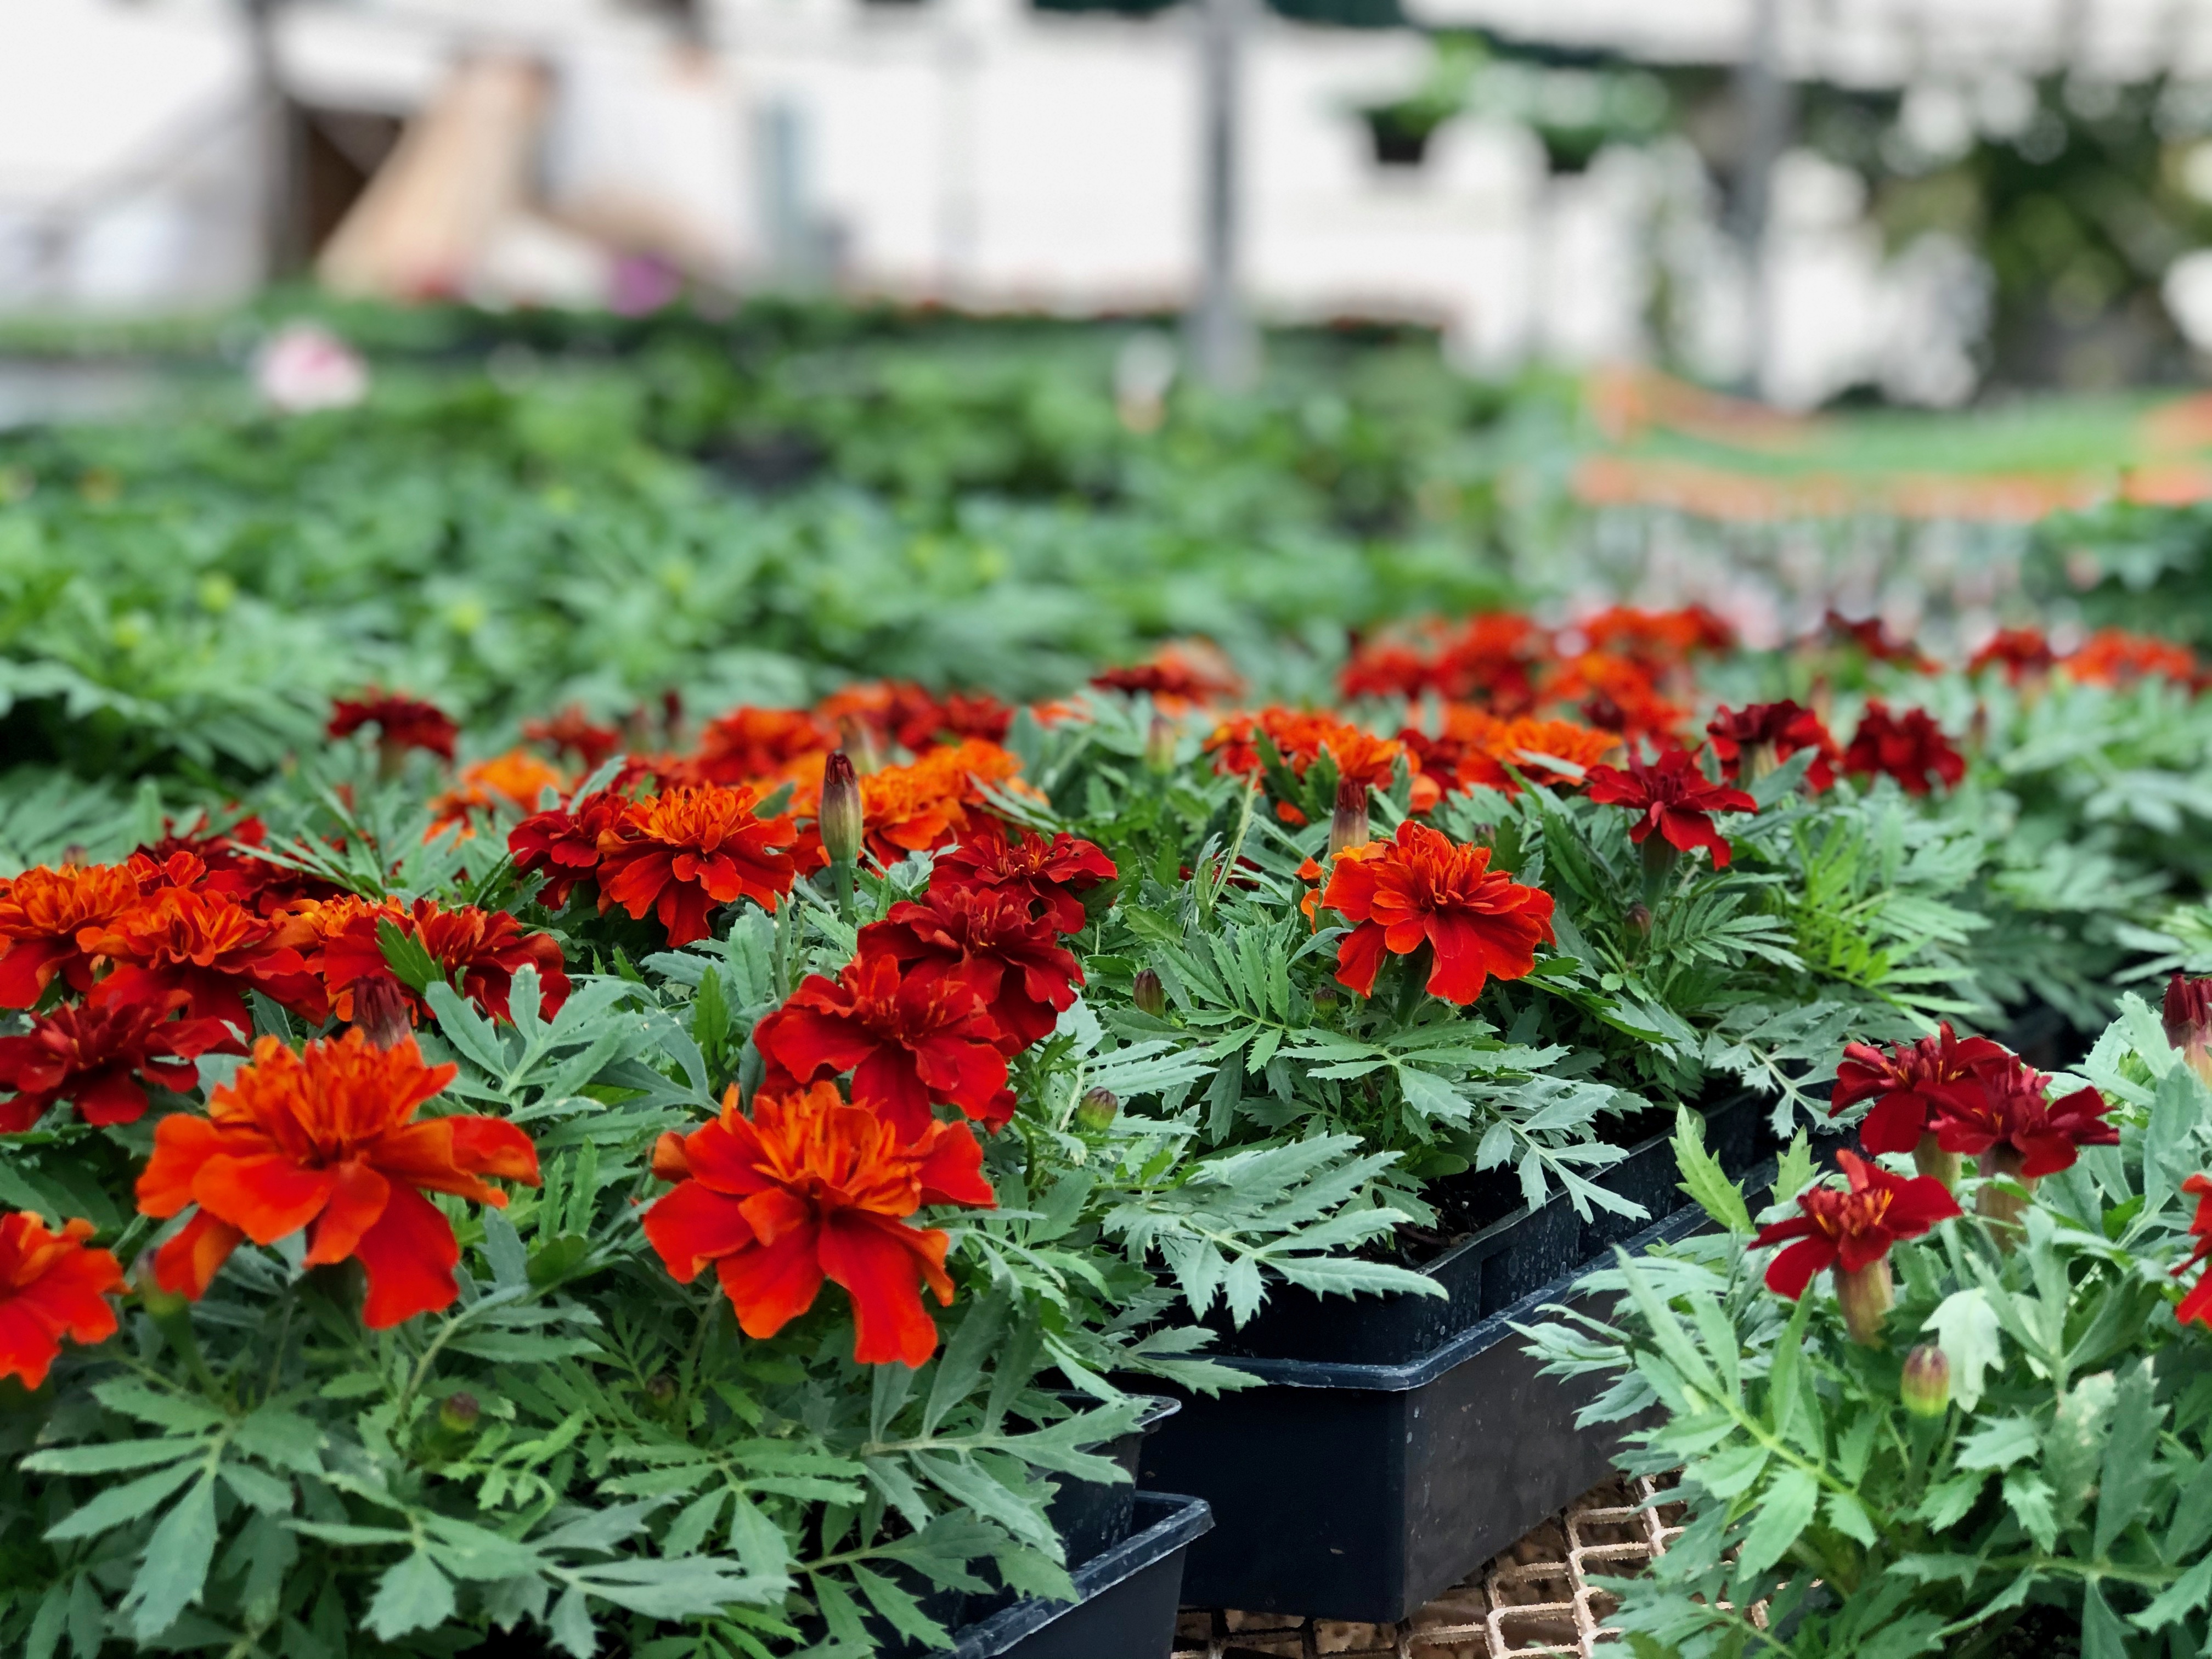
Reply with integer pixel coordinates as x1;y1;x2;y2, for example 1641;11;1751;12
1171;1476;1684;1659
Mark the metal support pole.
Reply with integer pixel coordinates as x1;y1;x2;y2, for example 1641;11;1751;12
1729;0;1792;397
244;0;296;281
1190;0;1259;393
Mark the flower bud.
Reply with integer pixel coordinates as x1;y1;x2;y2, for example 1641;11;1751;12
645;1373;678;1406
132;1249;189;1321
1327;777;1371;861
1076;1087;1119;1132
651;1130;691;1183
351;975;415;1051
1901;1344;1950;1418
1312;984;1339;1013
820;751;864;868
1144;715;1178;775
1835;1259;1894;1347
438;1391;481;1434
1624;902;1652;938
1132;969;1167;1019
2165;974;2212;1086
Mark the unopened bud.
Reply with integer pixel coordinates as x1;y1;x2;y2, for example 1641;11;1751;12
651;1131;691;1183
1132;969;1166;1019
1327;777;1370;861
438;1391;481;1434
132;1249;189;1320
1076;1087;1119;1132
1901;1345;1950;1418
645;1373;678;1406
820;751;864;868
1835;1259;1894;1347
1313;984;1339;1013
1624;902;1652;938
1144;715;1177;775
351;975;415;1050
2165;974;2212;1086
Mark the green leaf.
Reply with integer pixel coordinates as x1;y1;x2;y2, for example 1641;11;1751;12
1914;1474;1985;1530
2132;1556;2212;1632
1672;1104;1752;1235
1688;1443;1768;1500
2081;1582;2128;1659
2046;1370;2118;1533
23;1439;205;1476
365;1552;457;1643
1734;1466;1818;1579
376;918;445;996
1769;1131;1813;1211
849;1564;952;1647
217;1461;292;1514
548;1584;596;1659
2095;1361;2160;1557
2001;1467;2058;1551
1824;1491;1877;1547
122;1472;217;1640
46;1459;203;1541
90;1382;224;1433
1922;1290;2003;1413
2168;1453;2212;1559
1955;1415;2040;1471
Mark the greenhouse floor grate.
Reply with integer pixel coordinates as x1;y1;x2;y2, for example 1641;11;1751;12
1172;1475;1684;1659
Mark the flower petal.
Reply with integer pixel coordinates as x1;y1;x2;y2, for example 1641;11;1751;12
352;1184;461;1329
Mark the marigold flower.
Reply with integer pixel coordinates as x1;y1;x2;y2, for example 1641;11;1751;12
327;692;458;761
522;707;624;771
1567;605;1732;670
1824;611;1926;667
642;1080;994;1366
862;885;1084;1053
1205;708;1441;822
136;1030;539;1327
1398;708;1617;795
306;897;572;1026
78;887;316;1033
136;815;326;912
1829;1023;2011;1161
2064;628;2202;689
1931;1063;2117;1182
0;1213;122;1388
1968;628;2056;684
755;950;1013;1136
691;706;837;787
1842;702;1965;795
430;751;571;832
509;791;625;910
1543;652;1683;742
1585;749;1756;870
0;863;143;1008
816;681;1013;754
2171;1174;2212;1326
0;991;241;1131
2165;973;2212;1085
792;741;1031;866
1321;820;1555;1005
595;785;801;947
1341;614;1548;712
1706;701;1837;791
930;821;1117;935
1091;641;1245;713
1756;1149;1961;1344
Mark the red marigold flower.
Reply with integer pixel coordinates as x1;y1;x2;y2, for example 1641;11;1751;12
692;706;837;787
522;707;624;770
327;692;459;761
1090;640;1245;713
1756;1149;1960;1343
1320;820;1556;1005
754;951;1013;1136
1931;1063;2117;1181
2064;628;2202;689
790;741;1032;866
1584;749;1756;870
595;785;801;947
1542;652;1684;743
0;1213;122;1388
1824;611;1926;667
509;791;625;911
1842;702;1966;796
136;1031;539;1326
1399;708;1618;795
0;991;241;1131
862;886;1084;1053
78;887;316;1033
1968;628;2056;684
930;820;1118;935
308;898;571;1027
815;681;1010;754
641;1079;994;1365
1706;701;1837;792
0;864;143;1009
1572;605;1733;670
2170;1174;2212;1326
2166;973;2212;1085
1204;709;1442;820
1829;1023;2012;1157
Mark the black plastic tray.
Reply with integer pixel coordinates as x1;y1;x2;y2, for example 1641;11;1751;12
935;1492;1212;1659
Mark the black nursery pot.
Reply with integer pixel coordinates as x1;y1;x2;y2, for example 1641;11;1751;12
933;1493;1212;1659
1043;1395;1181;1568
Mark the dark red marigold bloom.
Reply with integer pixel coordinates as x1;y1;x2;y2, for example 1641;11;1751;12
77;887;315;1034
1828;1023;2013;1155
1575;605;1733;670
327;692;459;761
1089;641;1245;712
522;707;624;771
1842;702;1966;796
1931;1063;2117;1180
931;822;1117;936
1824;611;1927;667
315;898;571;1026
862;885;1084;1053
0;863;143;1008
595;786;801;947
691;707;836;786
1321;820;1555;1005
2171;1174;2212;1327
1584;749;1757;870
1968;628;2056;684
1756;1148;1961;1297
0;991;242;1131
0;1213;122;1389
1706;701;1837;792
509;791;625;911
753;950;1012;1136
2166;974;2212;1082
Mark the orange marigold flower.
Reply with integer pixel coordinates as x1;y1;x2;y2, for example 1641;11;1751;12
327;692;458;761
1321;821;1556;1005
509;791;627;911
1585;749;1757;870
78;887;317;1033
1205;709;1440;820
692;706;837;787
0;864;143;1009
2063;629;2201;689
642;1079;994;1366
595;785;802;947
430;751;571;832
0;1213;122;1389
1399;708;1618;795
294;896;572;1026
815;681;1011;754
522;707;624;770
1542;652;1684;742
136;1030;539;1327
931;821;1117;935
1569;605;1733;670
1340;615;1548;712
793;740;1030;866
